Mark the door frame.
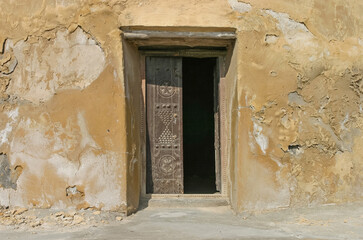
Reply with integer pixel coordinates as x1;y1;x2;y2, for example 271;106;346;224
139;49;228;197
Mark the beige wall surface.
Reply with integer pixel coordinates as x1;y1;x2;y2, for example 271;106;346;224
0;0;363;213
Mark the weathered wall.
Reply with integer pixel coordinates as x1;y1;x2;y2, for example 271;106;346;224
0;0;128;211
233;1;363;211
0;0;363;213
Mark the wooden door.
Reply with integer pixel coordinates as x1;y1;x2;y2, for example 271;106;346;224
146;57;183;194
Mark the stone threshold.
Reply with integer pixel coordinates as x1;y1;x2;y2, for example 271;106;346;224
140;194;229;208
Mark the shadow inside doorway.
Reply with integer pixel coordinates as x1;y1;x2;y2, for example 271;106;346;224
183;57;217;194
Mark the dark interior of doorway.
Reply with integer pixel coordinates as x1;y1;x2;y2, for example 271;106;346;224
183;57;217;194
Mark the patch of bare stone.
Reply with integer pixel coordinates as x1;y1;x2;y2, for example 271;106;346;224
0;206;124;230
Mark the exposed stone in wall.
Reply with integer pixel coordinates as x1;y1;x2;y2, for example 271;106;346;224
0;41;17;102
0;153;22;190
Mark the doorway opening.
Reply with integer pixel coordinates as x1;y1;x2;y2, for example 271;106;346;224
145;55;220;194
183;57;217;194
122;27;236;212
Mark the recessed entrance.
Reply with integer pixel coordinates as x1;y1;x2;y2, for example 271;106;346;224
145;56;220;194
122;27;236;212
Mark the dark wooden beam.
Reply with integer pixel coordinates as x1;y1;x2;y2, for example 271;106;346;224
139;48;227;58
123;30;236;40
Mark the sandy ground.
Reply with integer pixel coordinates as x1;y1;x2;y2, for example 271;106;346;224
0;202;362;239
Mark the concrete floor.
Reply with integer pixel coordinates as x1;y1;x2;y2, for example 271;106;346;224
1;202;363;240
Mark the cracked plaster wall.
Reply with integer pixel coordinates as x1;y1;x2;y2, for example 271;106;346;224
0;0;363;213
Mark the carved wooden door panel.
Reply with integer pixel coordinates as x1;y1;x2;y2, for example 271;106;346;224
146;57;183;194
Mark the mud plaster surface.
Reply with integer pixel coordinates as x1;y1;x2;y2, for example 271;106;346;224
0;0;363;213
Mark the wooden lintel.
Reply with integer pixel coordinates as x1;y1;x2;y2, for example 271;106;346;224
123;30;236;40
139;49;227;58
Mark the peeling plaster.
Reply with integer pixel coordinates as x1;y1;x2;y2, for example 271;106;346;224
340;114;349;131
5;28;106;104
9;115;124;210
228;0;252;13
265;10;314;46
265;34;279;44
252;122;269;154
288;92;307;106
0;107;19;147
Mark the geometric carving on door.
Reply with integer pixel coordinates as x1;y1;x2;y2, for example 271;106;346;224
158;127;174;144
146;56;183;194
158;155;177;175
158;107;175;144
158;81;175;97
158;108;173;125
